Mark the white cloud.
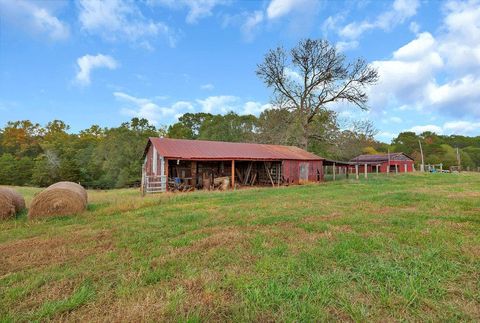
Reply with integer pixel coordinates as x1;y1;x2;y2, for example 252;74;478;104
368;1;480;119
172;101;195;112
437;0;480;72
115;92;179;125
267;0;315;19
407;120;480;136
369;34;443;109
426;75;480;116
393;32;437;61
340;0;420;39
443;121;480;134
322;14;344;36
200;83;215;90
241;10;264;41
409;21;420;34
78;0;176;47
151;0;227;24
0;0;69;40
115;92;271;124
408;125;443;134
75;54;118;86
336;40;359;52
196;95;238;113
242;102;272;115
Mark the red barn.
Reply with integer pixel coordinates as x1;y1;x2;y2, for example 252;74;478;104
142;138;324;193
350;153;415;173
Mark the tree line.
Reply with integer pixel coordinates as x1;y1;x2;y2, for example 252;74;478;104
1;110;478;188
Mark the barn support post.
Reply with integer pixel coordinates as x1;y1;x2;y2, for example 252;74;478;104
231;160;235;189
395;164;398;174
191;161;197;187
376;165;379;175
355;164;359;180
164;158;169;192
364;163;368;179
346;166;349;179
333;163;336;181
404;164;407;173
440;163;443;172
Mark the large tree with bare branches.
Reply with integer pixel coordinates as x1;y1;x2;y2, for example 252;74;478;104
256;39;378;150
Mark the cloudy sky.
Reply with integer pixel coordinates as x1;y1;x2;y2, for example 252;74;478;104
1;0;479;142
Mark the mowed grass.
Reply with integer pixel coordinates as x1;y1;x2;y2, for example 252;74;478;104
1;173;479;321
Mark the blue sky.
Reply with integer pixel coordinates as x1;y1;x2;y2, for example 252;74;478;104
1;0;480;142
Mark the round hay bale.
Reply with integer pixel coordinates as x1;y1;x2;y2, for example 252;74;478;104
28;182;88;219
0;190;16;220
0;187;26;213
48;182;88;203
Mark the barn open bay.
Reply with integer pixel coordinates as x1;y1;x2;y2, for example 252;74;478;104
1;173;479;321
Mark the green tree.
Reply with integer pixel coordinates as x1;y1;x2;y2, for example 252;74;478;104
167;113;214;139
0;154;16;185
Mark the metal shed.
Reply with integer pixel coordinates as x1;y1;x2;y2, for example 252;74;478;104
142;138;324;193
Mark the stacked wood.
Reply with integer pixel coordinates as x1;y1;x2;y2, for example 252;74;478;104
213;176;230;190
168;179;194;192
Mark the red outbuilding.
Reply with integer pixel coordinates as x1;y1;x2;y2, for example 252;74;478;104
349;153;415;174
142;138;324;193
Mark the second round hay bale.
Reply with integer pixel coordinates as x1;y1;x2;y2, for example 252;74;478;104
0;187;26;213
0;190;16;220
28;182;88;219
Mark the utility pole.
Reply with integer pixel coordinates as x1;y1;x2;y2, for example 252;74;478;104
418;140;425;172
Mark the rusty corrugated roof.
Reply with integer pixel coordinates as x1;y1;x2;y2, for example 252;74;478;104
148;137;324;161
350;153;413;163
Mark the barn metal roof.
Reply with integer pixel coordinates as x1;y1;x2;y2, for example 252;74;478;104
350;153;413;163
147;137;324;161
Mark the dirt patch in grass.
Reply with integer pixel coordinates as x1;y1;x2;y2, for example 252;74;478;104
445;191;480;198
303;212;343;222
0;230;113;275
172;271;237;320
18;278;82;314
63;290;169;322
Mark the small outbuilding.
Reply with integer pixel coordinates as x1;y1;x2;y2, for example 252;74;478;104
350;152;415;174
142;138;325;193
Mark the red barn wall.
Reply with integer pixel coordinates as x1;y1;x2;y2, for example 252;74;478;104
282;160;323;184
353;161;415;173
144;143;161;177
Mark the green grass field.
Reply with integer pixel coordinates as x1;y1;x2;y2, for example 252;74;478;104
1;173;479;321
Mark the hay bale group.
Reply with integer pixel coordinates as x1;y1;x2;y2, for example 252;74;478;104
0;182;87;220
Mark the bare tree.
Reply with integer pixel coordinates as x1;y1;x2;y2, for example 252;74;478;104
256;39;378;150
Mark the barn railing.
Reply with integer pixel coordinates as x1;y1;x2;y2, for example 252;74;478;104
144;175;167;194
